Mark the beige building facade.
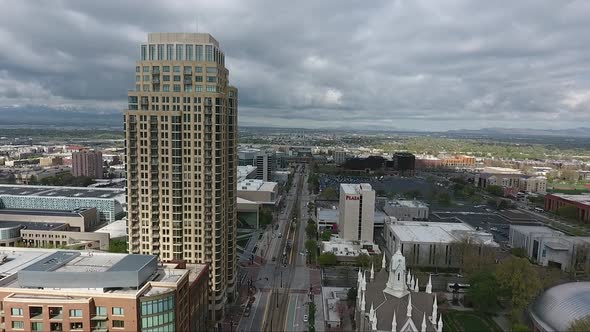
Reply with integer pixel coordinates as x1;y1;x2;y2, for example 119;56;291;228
125;33;237;322
338;183;375;242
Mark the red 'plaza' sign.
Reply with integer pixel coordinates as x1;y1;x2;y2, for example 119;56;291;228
346;195;360;201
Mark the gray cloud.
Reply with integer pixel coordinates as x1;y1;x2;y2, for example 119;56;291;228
0;0;589;130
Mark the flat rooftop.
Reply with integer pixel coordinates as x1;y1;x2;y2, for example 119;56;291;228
510;225;564;235
341;183;372;195
0;247;199;296
0;184;124;200
0;220;65;231
388;221;474;243
386;199;428;208
548;193;590;205
0;207;92;217
237;179;277;192
481;167;523;174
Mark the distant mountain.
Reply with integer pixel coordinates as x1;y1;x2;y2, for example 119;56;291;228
446;127;590;138
0;106;122;128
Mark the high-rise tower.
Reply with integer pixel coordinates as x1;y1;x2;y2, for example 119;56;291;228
124;33;237;322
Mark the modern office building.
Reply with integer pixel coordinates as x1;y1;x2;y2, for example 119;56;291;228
72;150;103;179
125;32;238;321
255;152;275;181
339;183;375;242
333;150;347;165
0;185;125;224
0;247;209;332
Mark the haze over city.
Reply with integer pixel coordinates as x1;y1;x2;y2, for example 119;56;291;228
1;0;590;130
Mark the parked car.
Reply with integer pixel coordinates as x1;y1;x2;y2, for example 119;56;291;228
303;315;308;322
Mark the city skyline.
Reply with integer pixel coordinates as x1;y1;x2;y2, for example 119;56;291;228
0;0;589;130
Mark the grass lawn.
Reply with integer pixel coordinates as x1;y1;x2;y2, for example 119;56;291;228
443;311;503;332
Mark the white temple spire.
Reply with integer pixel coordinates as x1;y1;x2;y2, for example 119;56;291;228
406;269;411;285
382;254;386;270
431;294;438;324
361;290;366;312
410;275;416;291
406;294;412;317
414;277;419;292
391;311;397;332
370;263;375;281
372;311;378;331
425;274;432;294
421;313;427;332
437;314;444;332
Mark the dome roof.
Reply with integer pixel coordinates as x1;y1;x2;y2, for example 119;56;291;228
531;282;590;331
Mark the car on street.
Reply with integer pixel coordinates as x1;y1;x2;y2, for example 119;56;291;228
303;315;308;322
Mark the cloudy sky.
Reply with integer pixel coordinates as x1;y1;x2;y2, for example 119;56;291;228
1;0;590;130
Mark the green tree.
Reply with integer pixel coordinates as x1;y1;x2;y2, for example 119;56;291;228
512;324;531;332
319;187;338;200
438;192;452;205
496;257;542;323
259;208;273;227
468;271;500;313
306;221;318;239
28;175;38;185
486;185;504;196
108;239;127;253
305;240;318;263
321;229;332;241
318;252;338;266
355;254;372;268
510;248;527;258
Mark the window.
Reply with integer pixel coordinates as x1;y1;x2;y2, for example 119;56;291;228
149;45;155;61
113;320;125;328
166;44;173;60
205;45;213;62
196;45;203;61
174;84;181;92
70;322;83;330
163;75;170;82
141;45;147;60
195;66;203;73
11;308;23;316
195;85;203;92
95;306;107;316
173;75;181;82
143;75;150;82
176;44;183;61
206;67;218;74
186;45;194;60
207;85;216;92
143;66;149;73
163;85;170;92
112;307;124;315
31;322;43;331
69;309;83;317
136;66;140;73
173;66;180;73
163;66;170;72
207;76;217;82
12;321;24;330
157;44;164;60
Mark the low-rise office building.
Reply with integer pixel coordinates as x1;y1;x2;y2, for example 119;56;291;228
320;237;381;263
545;193;590;223
0;247;209;332
509;225;590;272
0;207;98;232
383;200;429;221
384;220;498;268
339;183;375;243
237;179;278;206
0;184;125;223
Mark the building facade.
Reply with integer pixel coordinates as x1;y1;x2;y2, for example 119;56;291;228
72;150;103;179
339;183;375;242
545;194;590;223
125;33;237;321
0;248;208;332
384;200;429;221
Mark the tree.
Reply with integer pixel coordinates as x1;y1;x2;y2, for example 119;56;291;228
486;185;504;196
305;240;318;264
321;229;332;241
259;208;273;227
468;271;500;313
510;248;527;258
318;252;338;266
568;317;590;332
437;192;452;205
496;257;542;323
512;324;532;332
319;187;338;200
306;221;318;239
450;239;496;274
355;254;371;268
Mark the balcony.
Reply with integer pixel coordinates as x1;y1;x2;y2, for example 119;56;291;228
152;78;160;84
184;78;193;84
29;306;43;320
152;69;160;74
49;307;63;320
50;322;63;332
131;224;139;230
152;233;160;239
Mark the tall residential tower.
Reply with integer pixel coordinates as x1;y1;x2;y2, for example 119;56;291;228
124;33;237;322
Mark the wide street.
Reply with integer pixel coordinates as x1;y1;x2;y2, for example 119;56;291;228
235;164;324;332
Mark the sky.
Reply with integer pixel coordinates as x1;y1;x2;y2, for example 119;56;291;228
0;0;590;131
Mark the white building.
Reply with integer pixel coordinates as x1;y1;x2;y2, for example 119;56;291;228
384;200;429;221
355;247;442;332
320;237;381;262
384;220;498;268
519;176;547;194
339;183;375;243
509;225;590;272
